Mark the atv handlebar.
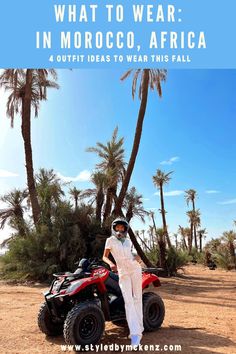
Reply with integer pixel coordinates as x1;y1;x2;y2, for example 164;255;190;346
74;258;164;276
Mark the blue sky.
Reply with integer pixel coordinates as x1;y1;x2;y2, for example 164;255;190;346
0;69;236;246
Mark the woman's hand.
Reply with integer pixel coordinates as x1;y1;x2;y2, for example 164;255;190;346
134;254;144;266
110;264;118;272
134;254;141;263
103;248;117;272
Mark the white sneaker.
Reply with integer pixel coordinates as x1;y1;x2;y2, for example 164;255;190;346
131;334;141;347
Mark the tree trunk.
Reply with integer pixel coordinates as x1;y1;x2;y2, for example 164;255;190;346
229;242;236;269
136;231;152;252
128;227;154;267
45;199;53;230
96;189;104;224
151;231;155;248
15;208;26;237
183;236;188;250
151;213;158;236
150;213;165;263
158;240;166;269
199;233;202;252
113;69;150;216
21;70;40;226
103;187;113;223
194;226;198;250
175;235;178;249
189;223;193;253
126;205;133;223
159;184;172;248
75;197;78;210
192;199;198;251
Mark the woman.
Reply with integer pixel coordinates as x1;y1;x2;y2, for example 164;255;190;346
103;217;144;347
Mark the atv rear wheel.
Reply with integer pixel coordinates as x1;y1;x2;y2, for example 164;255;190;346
38;302;63;336
143;292;165;331
64;302;105;346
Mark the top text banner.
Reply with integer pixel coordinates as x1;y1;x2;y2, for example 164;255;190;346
0;0;235;68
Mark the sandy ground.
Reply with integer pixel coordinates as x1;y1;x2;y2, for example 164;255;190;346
0;265;235;354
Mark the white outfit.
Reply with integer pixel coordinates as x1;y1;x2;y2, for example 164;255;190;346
105;236;144;338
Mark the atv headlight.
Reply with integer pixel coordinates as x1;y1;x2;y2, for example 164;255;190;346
52;279;64;293
65;279;85;294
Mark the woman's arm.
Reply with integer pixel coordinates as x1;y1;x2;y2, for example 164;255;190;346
134;254;144;265
132;245;144;265
102;248;117;272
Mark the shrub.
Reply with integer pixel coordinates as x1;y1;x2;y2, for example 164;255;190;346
166;247;190;276
1;223;87;281
145;247;159;264
214;250;235;270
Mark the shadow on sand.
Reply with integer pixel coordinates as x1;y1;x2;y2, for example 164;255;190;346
45;324;236;354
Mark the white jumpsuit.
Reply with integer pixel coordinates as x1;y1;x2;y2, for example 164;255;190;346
104;235;144;338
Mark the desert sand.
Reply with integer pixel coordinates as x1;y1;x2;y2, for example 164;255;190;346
0;264;235;354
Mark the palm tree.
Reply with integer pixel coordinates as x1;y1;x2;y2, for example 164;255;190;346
186;209;201;252
205;238;221;253
88;129;154;267
87;127;125;222
0;189;28;238
0;69;59;226
36;168;64;227
185;189;197;210
148;211;167;267
140;229;148;251
185;189;199;249
149;210;167;263
69;187;84;210
123;186;148;222
178;225;189;250
149;210;160;244
149;211;157;231
173;233;178;249
221;230;236;269
198;228;207;252
114;69;167;216
135;230;152;252
83;171;109;224
153;169;173;248
156;228;167;268
148;225;155;248
193;210;201;249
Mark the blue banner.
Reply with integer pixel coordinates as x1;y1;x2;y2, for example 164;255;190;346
0;0;235;68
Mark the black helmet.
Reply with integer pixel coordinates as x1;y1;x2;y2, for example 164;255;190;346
111;217;129;239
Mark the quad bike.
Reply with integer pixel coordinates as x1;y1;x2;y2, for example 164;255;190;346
38;258;165;346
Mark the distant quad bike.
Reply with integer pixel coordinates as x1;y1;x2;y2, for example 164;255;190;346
38;258;165;346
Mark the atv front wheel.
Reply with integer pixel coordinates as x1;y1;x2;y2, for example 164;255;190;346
38;302;63;336
64;302;105;346
143;292;165;331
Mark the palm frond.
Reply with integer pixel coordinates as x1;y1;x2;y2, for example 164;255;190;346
120;69;133;81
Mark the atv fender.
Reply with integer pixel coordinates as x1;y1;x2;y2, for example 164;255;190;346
66;276;107;296
142;273;161;289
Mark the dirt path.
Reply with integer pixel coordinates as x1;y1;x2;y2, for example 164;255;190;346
0;265;235;354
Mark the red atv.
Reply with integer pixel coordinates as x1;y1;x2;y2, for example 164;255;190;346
38;258;165;346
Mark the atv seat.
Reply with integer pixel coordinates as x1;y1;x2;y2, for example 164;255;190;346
142;267;162;275
53;271;85;280
53;272;75;277
109;271;119;282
